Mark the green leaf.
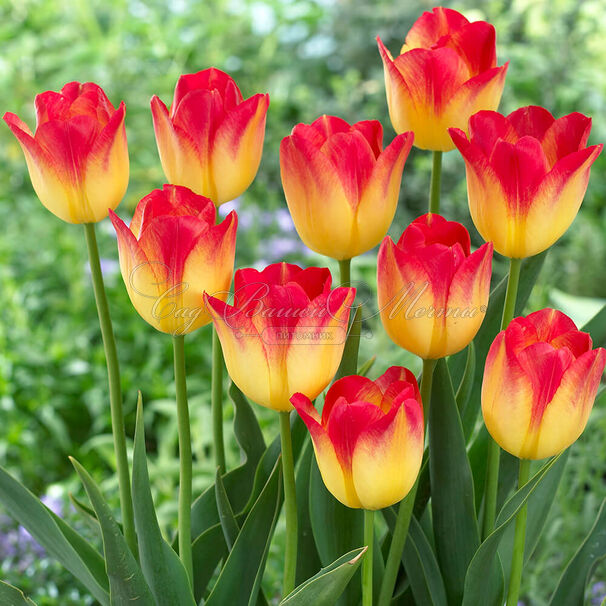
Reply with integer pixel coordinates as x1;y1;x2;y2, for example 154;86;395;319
462;455;562;606
190;382;266;539
549;498;606;606
429;359;480;605
581;303;606;347
335;304;362;379
0;581;37;605
191;522;228;602
70;458;155;606
131;396;196;605
205;458;283;606
0;466;109;605
280;547;367;606
215;467;240;551
402;517;448;606
357;356;376;377
295;439;323;586
498;450;569;581
309;459;363;606
455;342;475;413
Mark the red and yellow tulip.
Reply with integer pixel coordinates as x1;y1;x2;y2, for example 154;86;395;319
151;68;269;206
378;213;493;359
110;184;237;335
205;263;356;412
449;106;603;258
280;115;414;260
482;309;606;460
377;7;507;151
4;82;128;224
291;367;424;510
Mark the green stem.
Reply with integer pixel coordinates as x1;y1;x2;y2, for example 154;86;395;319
212;328;226;474
428;151;443;214
363;509;375;606
482;257;522;539
378;358;436;606
506;459;531;606
83;223;137;556
173;334;193;587
339;258;351;287
280;411;297;597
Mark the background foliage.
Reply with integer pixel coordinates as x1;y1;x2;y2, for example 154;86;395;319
0;0;605;603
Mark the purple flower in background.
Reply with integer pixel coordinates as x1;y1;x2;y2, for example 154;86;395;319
591;582;606;605
258;235;311;262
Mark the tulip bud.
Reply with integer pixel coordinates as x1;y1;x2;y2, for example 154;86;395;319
151;68;269;206
4;82;128;224
280;115;413;260
377;7;507;151
205;263;356;412
378;213;492;359
482;309;606;460
291;367;424;510
449;106;603;258
110;184;237;335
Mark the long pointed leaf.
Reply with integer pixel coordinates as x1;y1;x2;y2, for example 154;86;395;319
280;547;367;606
0;581;37;605
429;359;480;604
0;466;109;605
71;458;154;606
131;396;196;605
549;498;606;606
215;468;240;551
205;458;282;606
462;454;562;606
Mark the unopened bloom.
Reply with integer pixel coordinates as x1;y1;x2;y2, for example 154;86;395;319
4;82;128;223
377;7;507;151
291;367;424;510
205;263;356;412
378;213;492;359
110;184;237;335
280;115;413;260
151;68;269;205
482;309;606;460
449;106;603;258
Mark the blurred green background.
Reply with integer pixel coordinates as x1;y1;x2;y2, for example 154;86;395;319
1;0;605;603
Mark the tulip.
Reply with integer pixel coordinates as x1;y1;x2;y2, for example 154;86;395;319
151;68;269;206
449;106;603;258
377;7;507;152
378;213;492;359
280;115;414;260
110;184;237;335
204;263;356;412
291;367;423;509
482;309;606;460
4;82;128;224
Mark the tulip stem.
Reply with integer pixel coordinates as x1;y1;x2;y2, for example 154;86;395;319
506;458;531;606
173;334;194;587
83;223;137;557
482;257;522;539
363;509;375;606
212;328;226;475
378;358;435;606
429;151;442;214
280;411;298;597
339;258;351;287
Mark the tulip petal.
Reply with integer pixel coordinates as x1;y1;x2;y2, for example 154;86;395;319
205;294;279;410
280;131;355;260
352;398;423;510
467;110;518;157
507;105;555;141
83;102;129;222
352;120;383;158
355;131;413;257
212;93;269;204
540;113;592;165
290;393;359;508
404;7;469;49
440;21;497;74
172;68;243;113
322;375;384;424
526;348;606;459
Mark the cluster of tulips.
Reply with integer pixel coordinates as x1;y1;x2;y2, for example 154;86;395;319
3;6;606;606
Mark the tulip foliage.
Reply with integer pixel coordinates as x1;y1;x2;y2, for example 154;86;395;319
2;6;606;606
